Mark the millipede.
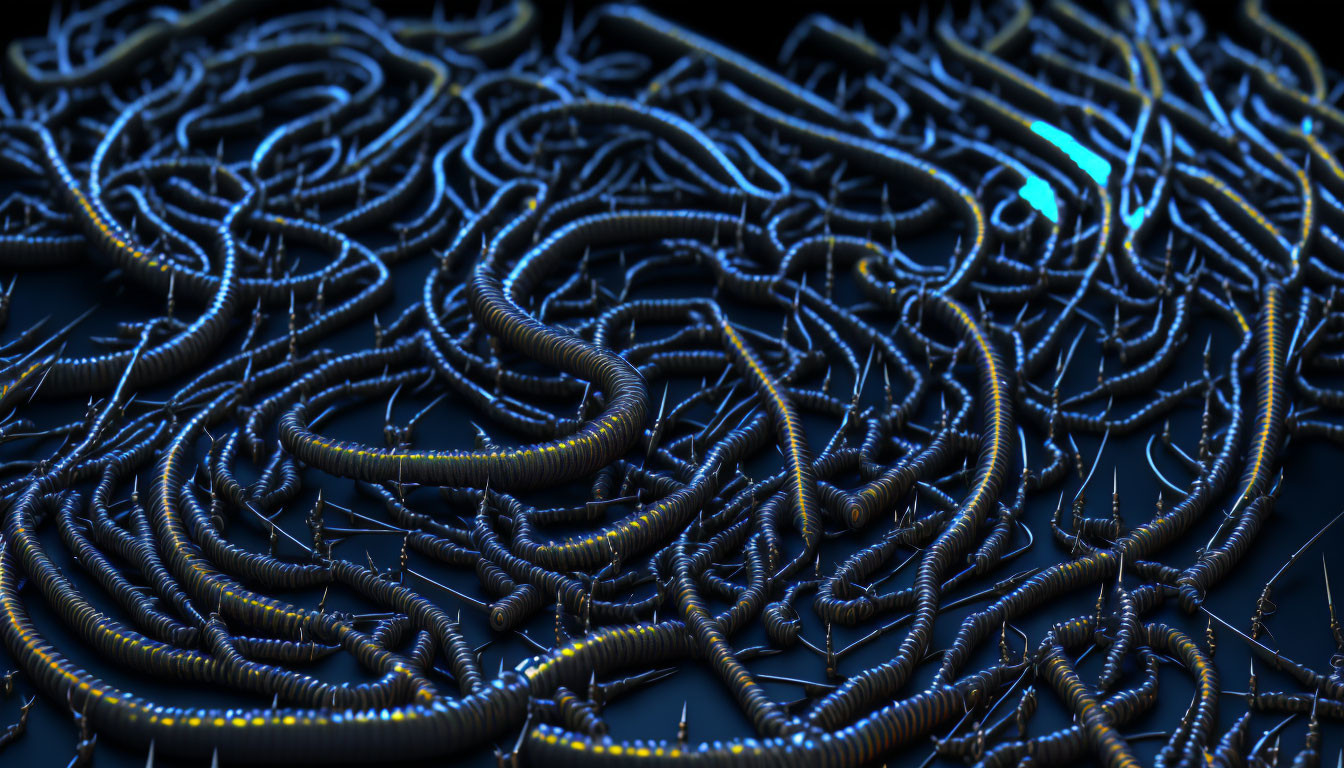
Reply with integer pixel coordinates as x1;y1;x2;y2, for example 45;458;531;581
0;0;1343;765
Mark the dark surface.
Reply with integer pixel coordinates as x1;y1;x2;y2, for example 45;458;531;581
0;1;1342;766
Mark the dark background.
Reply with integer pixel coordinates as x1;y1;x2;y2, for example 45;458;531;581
1;1;1342;766
5;1;1335;71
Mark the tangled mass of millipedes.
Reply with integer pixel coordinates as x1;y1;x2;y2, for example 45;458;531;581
0;0;1343;765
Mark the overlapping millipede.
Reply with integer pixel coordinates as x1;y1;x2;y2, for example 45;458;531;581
0;0;1343;765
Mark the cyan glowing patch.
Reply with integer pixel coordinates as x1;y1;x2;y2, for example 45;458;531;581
1303;116;1314;135
1122;203;1146;230
1030;120;1111;186
1018;175;1059;223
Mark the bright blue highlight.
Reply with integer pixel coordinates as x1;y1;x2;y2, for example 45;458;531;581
1123;203;1146;230
1029;120;1111;186
1018;175;1059;223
